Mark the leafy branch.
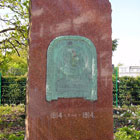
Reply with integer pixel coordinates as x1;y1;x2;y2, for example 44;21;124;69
0;28;16;34
0;0;29;75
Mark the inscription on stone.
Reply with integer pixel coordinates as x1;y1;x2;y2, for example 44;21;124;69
50;112;94;119
46;36;97;101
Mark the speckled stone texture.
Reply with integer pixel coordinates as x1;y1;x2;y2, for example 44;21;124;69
26;0;113;139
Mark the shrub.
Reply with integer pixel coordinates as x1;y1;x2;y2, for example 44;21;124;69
113;76;140;106
115;127;140;140
1;76;26;104
0;131;24;140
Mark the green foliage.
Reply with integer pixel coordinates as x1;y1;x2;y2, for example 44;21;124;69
0;50;28;76
113;76;140;106
0;131;24;140
112;39;118;52
114;105;140;132
0;0;29;76
115;127;140;140
0;105;25;140
1;76;26;104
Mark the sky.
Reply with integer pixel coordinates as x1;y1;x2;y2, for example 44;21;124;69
109;0;140;66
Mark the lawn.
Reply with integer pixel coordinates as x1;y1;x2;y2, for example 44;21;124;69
0;105;25;140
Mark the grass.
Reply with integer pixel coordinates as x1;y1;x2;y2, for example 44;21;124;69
0;104;25;140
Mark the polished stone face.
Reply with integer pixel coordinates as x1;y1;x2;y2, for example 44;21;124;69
27;0;113;140
46;36;97;101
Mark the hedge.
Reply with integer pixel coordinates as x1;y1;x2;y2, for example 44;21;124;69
113;76;140;106
1;75;140;105
1;76;26;104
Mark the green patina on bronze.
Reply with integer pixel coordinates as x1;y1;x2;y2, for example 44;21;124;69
46;36;97;101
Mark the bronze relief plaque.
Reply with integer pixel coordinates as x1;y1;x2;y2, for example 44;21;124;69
46;36;97;101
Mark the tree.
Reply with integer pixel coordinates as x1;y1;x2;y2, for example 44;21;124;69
0;0;29;75
112;39;118;52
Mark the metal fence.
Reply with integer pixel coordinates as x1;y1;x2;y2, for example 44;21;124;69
0;73;1;104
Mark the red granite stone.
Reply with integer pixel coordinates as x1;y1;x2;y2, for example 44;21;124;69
26;0;113;139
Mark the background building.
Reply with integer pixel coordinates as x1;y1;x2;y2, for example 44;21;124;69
119;66;140;77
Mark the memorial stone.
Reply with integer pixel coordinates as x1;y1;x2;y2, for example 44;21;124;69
26;0;113;140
